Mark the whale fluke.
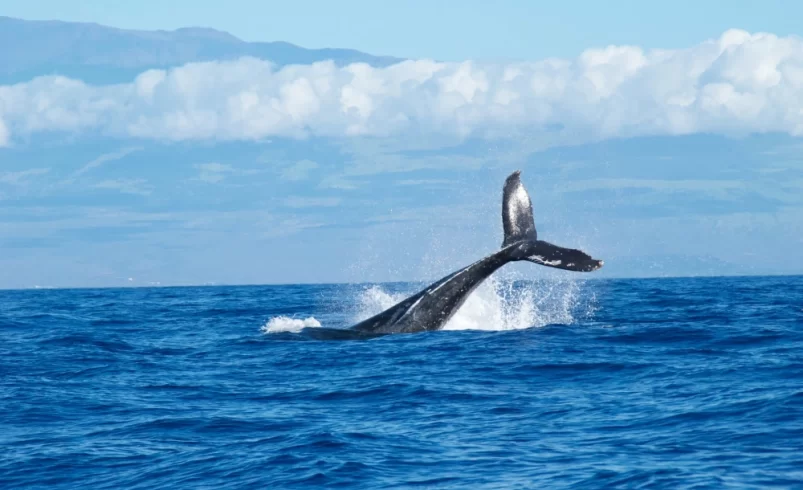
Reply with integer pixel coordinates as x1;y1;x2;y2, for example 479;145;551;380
502;170;537;247
348;170;603;335
525;241;603;272
501;170;603;272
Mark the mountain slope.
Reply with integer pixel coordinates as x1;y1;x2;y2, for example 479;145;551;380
0;16;402;84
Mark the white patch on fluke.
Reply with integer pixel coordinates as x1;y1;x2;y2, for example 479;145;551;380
530;255;562;266
399;295;425;322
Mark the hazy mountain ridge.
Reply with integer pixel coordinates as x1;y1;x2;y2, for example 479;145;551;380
0;16;402;84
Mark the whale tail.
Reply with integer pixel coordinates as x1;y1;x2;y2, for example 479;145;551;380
501;171;603;272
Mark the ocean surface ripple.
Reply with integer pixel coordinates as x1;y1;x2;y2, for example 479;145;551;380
2;275;802;488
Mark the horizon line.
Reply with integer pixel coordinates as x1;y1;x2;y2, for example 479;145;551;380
2;272;800;293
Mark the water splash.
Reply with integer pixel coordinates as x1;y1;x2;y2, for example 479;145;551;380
350;274;594;331
262;270;595;334
261;316;321;334
352;285;407;323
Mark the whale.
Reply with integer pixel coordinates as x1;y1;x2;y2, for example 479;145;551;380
341;170;603;336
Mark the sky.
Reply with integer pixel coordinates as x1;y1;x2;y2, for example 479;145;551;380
1;4;803;289
2;0;802;60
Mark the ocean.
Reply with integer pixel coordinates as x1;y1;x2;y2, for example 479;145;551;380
1;275;802;488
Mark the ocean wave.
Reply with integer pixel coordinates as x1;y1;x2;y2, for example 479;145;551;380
4;276;802;488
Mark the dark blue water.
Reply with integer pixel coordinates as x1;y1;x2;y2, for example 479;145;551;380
2;275;802;488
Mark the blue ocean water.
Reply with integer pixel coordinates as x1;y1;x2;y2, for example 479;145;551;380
1;275;802;489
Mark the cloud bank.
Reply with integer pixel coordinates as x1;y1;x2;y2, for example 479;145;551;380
2;29;803;146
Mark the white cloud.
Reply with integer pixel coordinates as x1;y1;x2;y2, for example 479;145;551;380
93;179;152;196
0;117;8;147
283;196;342;208
558;178;746;193
0;168;50;185
318;175;361;190
194;162;261;183
3;30;803;145
396;179;452;186
74;147;142;178
196;162;235;183
59;147;143;187
280;159;319;181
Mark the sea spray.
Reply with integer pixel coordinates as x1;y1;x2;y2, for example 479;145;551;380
263;273;592;334
261;316;321;333
347;274;590;331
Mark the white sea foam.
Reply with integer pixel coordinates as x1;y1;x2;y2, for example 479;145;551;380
261;316;321;333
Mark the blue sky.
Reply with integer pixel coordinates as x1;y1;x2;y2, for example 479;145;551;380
2;0;802;60
1;6;803;288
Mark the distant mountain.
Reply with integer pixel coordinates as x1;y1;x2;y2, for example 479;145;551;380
0;16;403;84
